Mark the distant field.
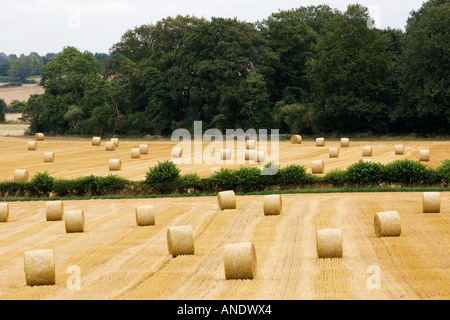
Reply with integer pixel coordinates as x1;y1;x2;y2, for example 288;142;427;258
0;82;44;104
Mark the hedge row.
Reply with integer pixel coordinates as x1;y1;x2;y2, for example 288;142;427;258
0;159;449;198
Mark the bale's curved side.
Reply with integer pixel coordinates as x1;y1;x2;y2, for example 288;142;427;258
218;190;237;210
290;135;302;144
423;192;440;213
92;137;101;146
340;138;350;147
24;249;55;286
311;160;324;174
223;242;257;280
46;201;63;221
109;159;121;171
167;225;195;257
136;206;155;226
316;229;343;258
329;148;339;158
263;194;282;216
64;210;85;233
374;211;401;237
14;169;29;182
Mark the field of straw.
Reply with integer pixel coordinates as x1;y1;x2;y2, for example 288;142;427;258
0;136;448;300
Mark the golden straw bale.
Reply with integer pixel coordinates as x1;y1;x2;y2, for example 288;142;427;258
362;146;373;157
167;225;195;257
245;150;255;161
64;210;85;233
139;144;149;154
0;203;9;222
316;229;343;258
423;192;440;213
34;133;44;141
131;148;141;159
374;211;401;237
395;145;404;155
135;205;155;226
246;140;256;150
217;190;236;210
14;169;29;182
44;152;55;163
311;160;324;174
419;150;430;162
316;137;325;147
92;137;101;146
109;159;121;171
46;200;63;221
24;249;55;286
221;149;232;160
263;194;282;216
172;147;183;158
105;141;115;151
223;242;257;280
329;147;339;158
111;138;119;147
256;151;265;163
28;141;37;151
340;138;350;147
290;135;302;144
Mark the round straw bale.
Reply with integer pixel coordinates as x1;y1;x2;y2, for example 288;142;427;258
223;242;257;280
92;137;101;146
256;151;265;163
221;149;232;160
290;135;302;144
14;169;29;182
419;149;430;161
316;229;343;258
111;138;119;147
340;138;350;147
135;205;155;226
105;141;115;151
34;133;44;141
423;192;440;213
217;190;236;210
24;249;55;286
374;211;401;237
46;200;63;221
139;144;148;154
316;137;325;147
245;150;255;161
395;145;404;155
311;160;324;174
172;147;183;158
131;148;141;159
0;203;9;222
28;141;37;151
246;140;256;150
329;147;339;158
167;225;194;257
64;210;84;233
44;152;55;163
109;159;121;171
362;146;373;157
263;194;282;216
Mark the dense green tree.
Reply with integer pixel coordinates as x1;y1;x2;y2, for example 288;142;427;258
8;55;43;81
0;99;6;122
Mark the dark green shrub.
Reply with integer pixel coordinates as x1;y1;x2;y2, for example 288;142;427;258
178;173;202;193
96;175;129;195
321;169;347;187
53;179;74;197
345;161;385;186
30;172;55;196
209;169;239;191
145;161;181;194
277;165;308;188
234;166;263;192
0;181;30;197
384;159;430;186
436;159;450;185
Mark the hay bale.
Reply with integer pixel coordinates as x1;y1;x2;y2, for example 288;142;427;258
245;150;255;161
109;159;121;171
223;242;257;280
340;138;350;147
0;203;9;222
34;133;44;141
423;192;440;213
395;145;404;155
246;140;256;150
131;148;141;159
263;194;282;216
329;147;339;158
221;149;232;160
139;144;148;154
360;159;373;163
217;190;236;210
14;169;29;182
362;146;373;157
374;211;401;237
111;138;119;147
311;160;324;174
167;225;195;257
419;149;430;162
46;200;63;221
172;147;183;158
135;205;155;226
44;152;55;163
290;135;302;144
316;229;343;258
256;151;265;163
64;210;84;233
28;141;37;151
23;249;55;286
92;137;101;146
105;141;115;151
316;137;325;147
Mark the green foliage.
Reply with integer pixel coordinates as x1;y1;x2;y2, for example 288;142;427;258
345;161;385;186
209;169;239;191
30;172;55;196
384;159;431;186
234;167;263;192
0;99;6;122
145;161;181;193
436;160;450;185
321;169;347;187
277;164;308;188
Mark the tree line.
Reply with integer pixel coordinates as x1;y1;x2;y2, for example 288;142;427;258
22;1;450;136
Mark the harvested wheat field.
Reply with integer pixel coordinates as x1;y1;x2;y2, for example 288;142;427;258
0;82;44;105
0;136;448;181
0;192;448;300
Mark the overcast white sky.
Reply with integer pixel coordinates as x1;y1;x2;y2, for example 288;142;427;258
0;0;426;56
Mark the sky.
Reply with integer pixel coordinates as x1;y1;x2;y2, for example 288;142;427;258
0;0;426;56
